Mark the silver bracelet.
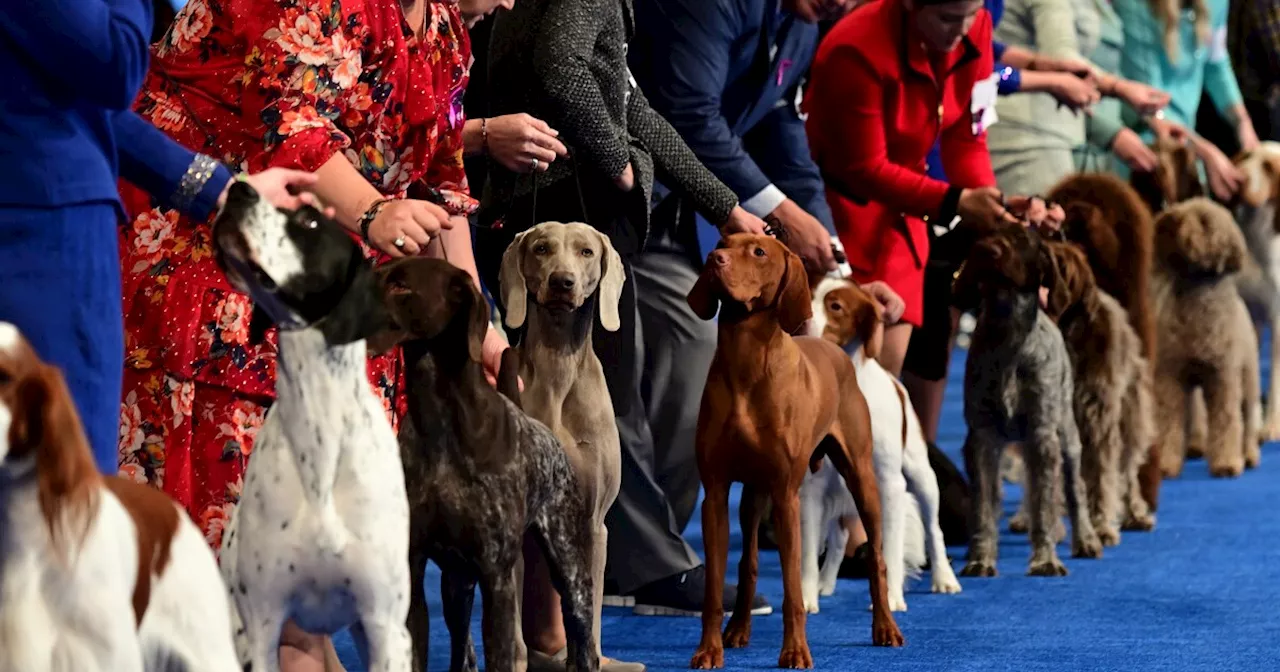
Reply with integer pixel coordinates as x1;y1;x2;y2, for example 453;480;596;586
172;153;221;212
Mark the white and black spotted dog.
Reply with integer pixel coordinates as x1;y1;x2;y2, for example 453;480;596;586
952;226;1103;578
211;182;412;672
800;278;961;613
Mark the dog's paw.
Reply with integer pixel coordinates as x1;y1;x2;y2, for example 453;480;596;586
871;618;905;648
690;646;724;670
1008;512;1029;534
1097;526;1121;547
959;561;997;578
888;594;908;612
932;573;962;595
1072;536;1103;559
723;618;752;649
1122;511;1156;532
778;643;814;669
1027;558;1068;577
804;598;820;614
1209;460;1245;478
818;581;836;597
1261;419;1280;442
1245;450;1261;470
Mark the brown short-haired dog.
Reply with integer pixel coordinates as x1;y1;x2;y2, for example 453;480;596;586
687;234;902;670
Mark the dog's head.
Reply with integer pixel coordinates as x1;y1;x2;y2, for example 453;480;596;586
1131;136;1203;213
0;322;99;547
370;258;490;363
1040;241;1097;321
1236;141;1280;210
952;225;1049;315
212;181;389;347
1153;197;1247;278
499;222;625;331
687;234;811;332
807;277;884;360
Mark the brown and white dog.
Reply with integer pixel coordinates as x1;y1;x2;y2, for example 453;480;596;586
1234;141;1280;442
800;278;960;613
0;322;239;672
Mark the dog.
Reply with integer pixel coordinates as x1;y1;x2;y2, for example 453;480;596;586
0;322;240;672
1150;199;1261;478
1234;142;1280;441
952;225;1103;578
687;234;903;670
1040;242;1156;543
499;222;628;666
211;182;412;671
1130;135;1204;216
1046;172;1163;516
800;278;960;613
372;257;599;672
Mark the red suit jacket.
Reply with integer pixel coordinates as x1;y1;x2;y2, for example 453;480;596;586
805;0;996;325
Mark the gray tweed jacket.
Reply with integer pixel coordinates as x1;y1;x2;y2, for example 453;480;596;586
484;0;739;240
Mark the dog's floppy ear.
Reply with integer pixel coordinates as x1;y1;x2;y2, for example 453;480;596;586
248;303;273;347
464;275;490;364
499;230;530;329
595;229;625;332
1039;244;1073;320
854;297;885;360
319;256;394;347
775;250;813;334
16;364;98;548
1172;144;1205;202
1239;154;1278;208
687;265;721;321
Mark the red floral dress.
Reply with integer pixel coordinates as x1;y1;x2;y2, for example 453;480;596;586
117;0;476;550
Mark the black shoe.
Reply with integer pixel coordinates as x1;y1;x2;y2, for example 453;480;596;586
630;566;773;617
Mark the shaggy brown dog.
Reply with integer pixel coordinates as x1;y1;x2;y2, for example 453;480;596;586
1129;136;1204;216
1151;199;1260;478
1041;242;1156;542
1046;173;1163;517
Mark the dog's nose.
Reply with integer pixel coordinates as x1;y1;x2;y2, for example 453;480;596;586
549;273;576;292
709;250;730;267
223;180;261;208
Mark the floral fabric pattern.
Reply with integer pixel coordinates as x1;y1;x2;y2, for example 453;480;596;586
118;0;473;548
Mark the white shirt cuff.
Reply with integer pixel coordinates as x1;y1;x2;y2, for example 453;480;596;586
741;184;787;219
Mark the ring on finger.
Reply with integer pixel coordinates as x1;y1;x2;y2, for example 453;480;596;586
394;236;406;249
530;157;541;171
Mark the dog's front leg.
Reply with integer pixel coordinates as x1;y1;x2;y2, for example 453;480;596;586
1120;371;1156;531
441;569;479;672
1154;370;1188;478
771;489;815;668
1024;428;1069;577
478;560;522;672
725;485;765;646
1241;351;1262;469
960;432;1000;577
1265;314;1280;441
1202;373;1246;478
877;468;910;612
798;480;825;613
238;600;287;672
817;512;848;598
902;449;960;594
690;480;730;670
1059;417;1102;559
407;547;433;671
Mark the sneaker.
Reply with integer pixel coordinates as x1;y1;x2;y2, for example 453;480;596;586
602;579;635;607
630;566;773;617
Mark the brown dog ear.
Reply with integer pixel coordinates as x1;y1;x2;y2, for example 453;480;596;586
1173;145;1205;202
16;364;98;548
465;275;491;363
854;298;885;360
686;267;721;321
595;230;625;332
1039;245;1073;320
499;230;530;330
775;251;813;334
1239;154;1277;208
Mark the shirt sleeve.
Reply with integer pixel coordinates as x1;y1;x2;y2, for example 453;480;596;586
1204;5;1244;114
0;0;152;109
114;110;235;221
805;45;952;218
530;0;632;181
1026;0;1083;59
228;0;356;172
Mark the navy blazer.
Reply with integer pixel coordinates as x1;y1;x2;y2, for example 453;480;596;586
0;0;229;218
629;0;834;234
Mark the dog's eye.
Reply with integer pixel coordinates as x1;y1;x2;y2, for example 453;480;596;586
305;219;318;230
533;243;549;255
829;301;843;313
580;247;594;258
753;247;765;257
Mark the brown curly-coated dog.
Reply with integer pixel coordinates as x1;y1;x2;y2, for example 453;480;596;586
1046;172;1163;518
1041;242;1155;543
1151;199;1260;479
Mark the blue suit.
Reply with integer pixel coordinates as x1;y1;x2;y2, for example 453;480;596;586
629;0;833;256
0;0;232;472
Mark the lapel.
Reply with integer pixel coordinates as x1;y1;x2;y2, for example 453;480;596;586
621;0;635;41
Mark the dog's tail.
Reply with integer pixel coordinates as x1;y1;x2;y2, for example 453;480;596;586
903;497;926;580
497;348;522;408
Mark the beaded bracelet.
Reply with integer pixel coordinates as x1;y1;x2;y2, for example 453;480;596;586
481;117;489;155
359;198;393;242
173;154;221;213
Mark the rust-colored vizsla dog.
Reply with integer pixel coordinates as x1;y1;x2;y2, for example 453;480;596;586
687;235;903;671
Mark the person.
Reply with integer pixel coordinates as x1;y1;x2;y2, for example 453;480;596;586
0;0;318;475
1228;0;1280;142
480;0;769;668
805;0;1051;379
117;1;497;669
1114;0;1259;200
988;0;1169;195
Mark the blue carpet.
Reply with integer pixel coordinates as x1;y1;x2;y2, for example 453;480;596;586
335;340;1280;671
